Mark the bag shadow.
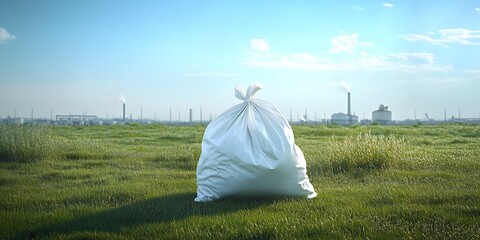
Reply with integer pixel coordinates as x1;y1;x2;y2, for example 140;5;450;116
18;192;285;239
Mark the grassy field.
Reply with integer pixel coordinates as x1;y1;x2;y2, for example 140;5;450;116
1;123;479;239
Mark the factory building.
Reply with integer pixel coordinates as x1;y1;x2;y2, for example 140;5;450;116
2;117;24;125
56;114;98;126
372;104;392;125
331;112;359;125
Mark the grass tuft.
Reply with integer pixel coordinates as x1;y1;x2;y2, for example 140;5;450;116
150;144;201;171
0;124;55;162
326;132;407;173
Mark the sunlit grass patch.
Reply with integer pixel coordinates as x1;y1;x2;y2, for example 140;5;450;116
326;132;408;173
0;124;55;162
150;144;201;171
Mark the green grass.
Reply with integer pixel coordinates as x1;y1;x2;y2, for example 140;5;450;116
0;124;55;162
325;132;407;173
1;124;479;239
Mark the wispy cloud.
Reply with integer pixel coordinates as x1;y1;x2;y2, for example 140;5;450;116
0;27;15;43
245;56;358;71
383;3;394;8
357;52;452;72
463;69;480;74
245;36;453;73
463;69;480;79
396;77;459;84
330;33;372;54
429;77;458;83
292;53;316;62
350;5;363;11
244;40;451;73
400;28;480;47
250;38;269;52
181;72;237;78
476;7;480;11
389;52;434;65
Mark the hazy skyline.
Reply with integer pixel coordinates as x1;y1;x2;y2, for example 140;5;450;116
1;1;480;121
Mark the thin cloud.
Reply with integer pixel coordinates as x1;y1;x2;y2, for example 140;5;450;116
400;28;480;47
292;53;316;62
350;5;363;11
245;57;358;71
250;38;269;52
329;33;372;54
245;45;451;73
463;69;480;74
389;52;434;65
244;38;452;73
428;77;458;83
181;72;237;78
0;27;15;43
383;3;394;8
396;77;459;84
476;8;480;11
463;69;480;79
359;52;452;72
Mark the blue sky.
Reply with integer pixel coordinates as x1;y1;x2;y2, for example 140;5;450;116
1;0;479;121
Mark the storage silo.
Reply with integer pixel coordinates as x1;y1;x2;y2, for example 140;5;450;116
372;104;392;125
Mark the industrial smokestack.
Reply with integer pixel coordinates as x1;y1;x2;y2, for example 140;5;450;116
119;95;126;122
123;103;126;122
189;108;193;124
347;92;352;124
340;80;352;125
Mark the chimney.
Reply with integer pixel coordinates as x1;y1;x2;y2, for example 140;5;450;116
347;92;352;124
123;103;126;122
189;108;193;124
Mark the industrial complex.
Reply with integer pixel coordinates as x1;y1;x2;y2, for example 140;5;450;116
2;91;479;126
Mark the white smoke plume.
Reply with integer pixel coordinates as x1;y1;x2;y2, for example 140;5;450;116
341;80;351;93
118;95;126;104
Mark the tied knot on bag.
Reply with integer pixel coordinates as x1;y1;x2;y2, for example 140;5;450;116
235;83;263;103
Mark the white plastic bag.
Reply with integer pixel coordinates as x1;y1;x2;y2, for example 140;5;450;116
195;83;317;202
